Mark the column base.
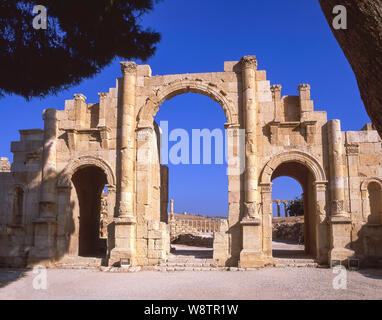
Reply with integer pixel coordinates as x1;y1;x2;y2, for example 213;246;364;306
28;219;57;267
329;248;355;262
239;249;267;268
329;214;354;266
109;248;135;267
109;216;136;267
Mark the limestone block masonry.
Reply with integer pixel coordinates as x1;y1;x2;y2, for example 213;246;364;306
0;56;381;268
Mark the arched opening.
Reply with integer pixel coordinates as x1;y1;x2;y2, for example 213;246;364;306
12;186;24;225
71;166;108;257
154;92;228;259
367;182;382;224
271;161;317;259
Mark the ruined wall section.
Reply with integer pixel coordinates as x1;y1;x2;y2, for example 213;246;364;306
344;126;382;264
55;86;120;174
0;129;44;266
255;71;329;261
258;80;328;170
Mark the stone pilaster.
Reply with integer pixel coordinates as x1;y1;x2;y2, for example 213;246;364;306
313;181;329;264
328;120;346;217
29;108;58;265
298;84;313;120
241;55;259;219
260;183;273;260
239;55;264;268
97;92;108;128
39;108;57;218
117;61;137;218
327;119;354;263
109;62;137;267
270;84;282;122
74;94;87;129
160;165;169;223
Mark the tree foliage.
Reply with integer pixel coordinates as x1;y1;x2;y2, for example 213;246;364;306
287;196;304;217
0;0;161;99
318;0;382;137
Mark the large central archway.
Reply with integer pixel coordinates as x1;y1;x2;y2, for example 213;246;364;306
136;78;242;263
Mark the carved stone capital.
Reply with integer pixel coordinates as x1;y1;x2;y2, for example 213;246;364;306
240;56;257;70
244;201;260;219
0;158;10;172
270;84;282;92
332;200;345;214
297;84;310;91
98;92;109;99
73;93;87;102
313;181;327;193
120;61;137;75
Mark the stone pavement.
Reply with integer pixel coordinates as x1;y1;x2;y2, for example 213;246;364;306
1;267;382;300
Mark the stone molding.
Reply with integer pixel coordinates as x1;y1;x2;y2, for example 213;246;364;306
137;78;237;127
57;156;116;188
260;150;327;184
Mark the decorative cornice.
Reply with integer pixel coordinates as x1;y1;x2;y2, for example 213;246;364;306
120;61;137;75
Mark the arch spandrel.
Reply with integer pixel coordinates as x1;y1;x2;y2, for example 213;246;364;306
260;150;327;185
57;156;116;188
137;78;238;127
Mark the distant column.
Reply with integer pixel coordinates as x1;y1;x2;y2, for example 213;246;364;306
170;199;174;220
284;202;288;217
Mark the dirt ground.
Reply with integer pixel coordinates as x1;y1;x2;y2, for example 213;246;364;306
1;266;382;300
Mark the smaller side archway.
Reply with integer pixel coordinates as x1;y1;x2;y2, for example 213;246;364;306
361;178;382;224
261;151;326;185
260;151;328;263
57;156;116;188
9;184;27;225
56;156;116;258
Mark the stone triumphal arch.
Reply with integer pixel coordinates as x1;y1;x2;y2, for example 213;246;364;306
0;56;381;268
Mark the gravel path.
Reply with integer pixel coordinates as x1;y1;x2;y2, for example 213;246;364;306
1;267;382;300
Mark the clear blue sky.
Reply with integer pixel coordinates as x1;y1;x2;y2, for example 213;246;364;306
0;0;370;217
